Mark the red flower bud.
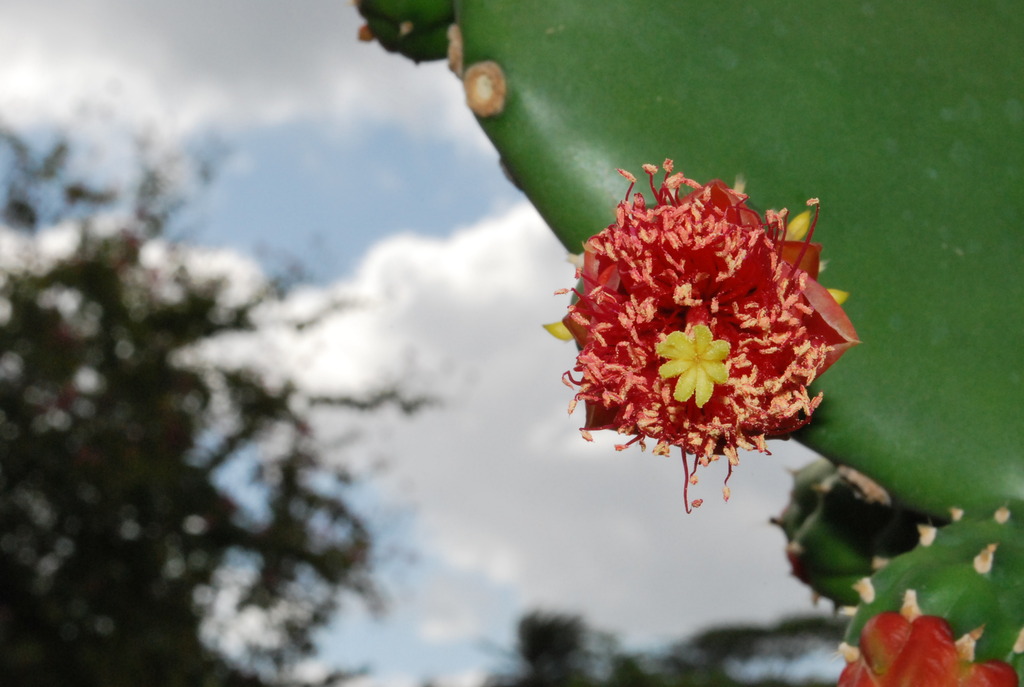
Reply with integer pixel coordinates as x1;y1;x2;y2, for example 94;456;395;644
840;612;1018;687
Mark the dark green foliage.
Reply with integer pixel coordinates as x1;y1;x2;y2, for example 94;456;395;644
483;609;845;687
0;128;416;686
657;615;846;687
486;610;594;687
0;130;107;232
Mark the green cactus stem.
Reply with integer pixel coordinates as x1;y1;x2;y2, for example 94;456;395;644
356;0;454;62
775;459;936;607
841;506;1024;680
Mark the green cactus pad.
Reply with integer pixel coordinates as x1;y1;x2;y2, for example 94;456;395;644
455;0;1024;517
844;507;1024;677
357;0;454;62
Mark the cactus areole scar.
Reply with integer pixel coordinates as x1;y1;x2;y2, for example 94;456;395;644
561;161;858;511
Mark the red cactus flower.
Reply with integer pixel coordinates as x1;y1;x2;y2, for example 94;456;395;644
839;611;1018;687
560;161;858;510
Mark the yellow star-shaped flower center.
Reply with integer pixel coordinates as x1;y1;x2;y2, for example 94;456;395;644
656;325;730;407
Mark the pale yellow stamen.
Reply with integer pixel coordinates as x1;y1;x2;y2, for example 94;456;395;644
656;325;730;407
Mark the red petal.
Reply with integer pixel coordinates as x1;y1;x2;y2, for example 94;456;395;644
785;548;810;585
681;179;762;229
581;245;620;293
860;612;913;676
839;660;881;687
961;661;1020;687
841;614;1020;687
886;616;960;687
583;401;619;430
561;312;590;348
781;240;823;279
801;276;860;372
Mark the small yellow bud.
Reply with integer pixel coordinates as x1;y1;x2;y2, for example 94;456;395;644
828;289;849;305
786;210;812;241
543;321;574;341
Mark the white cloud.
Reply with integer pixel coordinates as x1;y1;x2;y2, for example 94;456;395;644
0;221;269;312
237;200;832;650
429;670;489;687
3;198;837;679
348;671;487;687
347;673;421;687
416;572;505;643
0;0;481;146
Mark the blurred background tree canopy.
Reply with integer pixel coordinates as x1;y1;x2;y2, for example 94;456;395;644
0;124;426;687
482;609;845;687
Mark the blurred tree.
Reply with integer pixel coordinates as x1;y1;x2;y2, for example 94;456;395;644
0;125;425;686
486;610;597;687
658;614;846;686
484;609;845;687
662;614;846;678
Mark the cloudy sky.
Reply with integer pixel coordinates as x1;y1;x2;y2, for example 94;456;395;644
0;2;843;684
